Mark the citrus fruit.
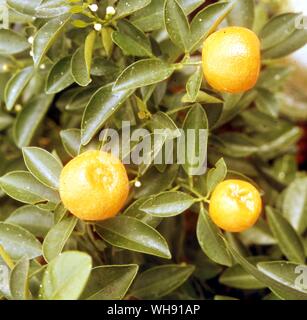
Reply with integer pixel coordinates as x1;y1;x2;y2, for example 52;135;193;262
202;26;261;93
209;179;262;232
59;150;129;221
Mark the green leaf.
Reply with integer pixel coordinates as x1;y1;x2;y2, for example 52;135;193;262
196;204;232;266
33;14;71;67
148;111;181;139
140;191;195;217
0;171;60;205
131;0;203;32
182;90;223;104
189;2;234;51
227;0;255;29
43;216;78;262
205;158;227;195
22;147;63;189
255;88;279;118
112;20;152;57
71;30;96;86
0;222;42;260
35;0;71;18
130;264;195;299
46;56;74;94
257;261;307;299
4;66;34;111
9;257;30;300
81;84;134;145
113;59;175;92
6;205;54;237
219;257;268;290
116;0;151;19
181;103;208;176
123;197;162;228
229;245;307;300
186;67;202;101
40;251;92;300
81;265;138;300
7;0;42;16
13;94;54;148
262;28;307;60
60;129;81;157
101;27;114;58
266;206;305;264
259;13;301;51
282;177;307;234
164;0;190;52
95;216;171;259
0;29;30;55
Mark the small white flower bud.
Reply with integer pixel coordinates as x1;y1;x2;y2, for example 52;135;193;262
134;181;141;188
106;6;116;16
28;36;34;44
89;4;98;12
94;23;102;31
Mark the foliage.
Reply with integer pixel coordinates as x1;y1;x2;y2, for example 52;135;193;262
0;0;306;300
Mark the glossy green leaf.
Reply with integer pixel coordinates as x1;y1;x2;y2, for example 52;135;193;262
186;67;202;101
112;20;152;57
81;265;138;300
262;28;307;60
182;103;208;176
227;0;254;29
113;59;175;92
13;94;54;148
0;29;30;55
22;147;63;189
71;30;96;86
0;171;60;205
9;257;30;300
182;90;223;104
7;0;42;15
6;205;54;237
206;158;227;195
164;0;190;51
40;251;92;300
43;216;78;262
33;14;71;67
257;261;307;300
96;216;171;259
220;257;268;290
46;56;74;94
266;206;305;264
189;2;234;51
81;84;134;145
35;0;71;18
123;197;162;228
255;88;279;118
197;205;232;266
260;13;301;51
0;222;42;260
131;264;194;299
4;66;34;111
60;129;81;157
140;191;195;217
282;177;307;234
116;0;151;19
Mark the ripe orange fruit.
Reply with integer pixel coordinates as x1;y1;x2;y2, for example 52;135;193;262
202;26;261;93
59;150;129;221
209;180;262;232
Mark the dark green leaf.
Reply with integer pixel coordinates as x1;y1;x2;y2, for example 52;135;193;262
60;129;81;157
0;29;30;55
9;257;30;300
116;0;151;19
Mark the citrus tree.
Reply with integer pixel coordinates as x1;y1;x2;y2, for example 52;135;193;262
0;0;307;300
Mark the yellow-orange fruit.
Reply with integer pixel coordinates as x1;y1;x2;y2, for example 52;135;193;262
202;26;261;93
209;179;262;232
59;150;129;221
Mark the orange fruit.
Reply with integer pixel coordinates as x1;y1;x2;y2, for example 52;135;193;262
59;150;129;221
209;179;262;232
202;26;261;93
